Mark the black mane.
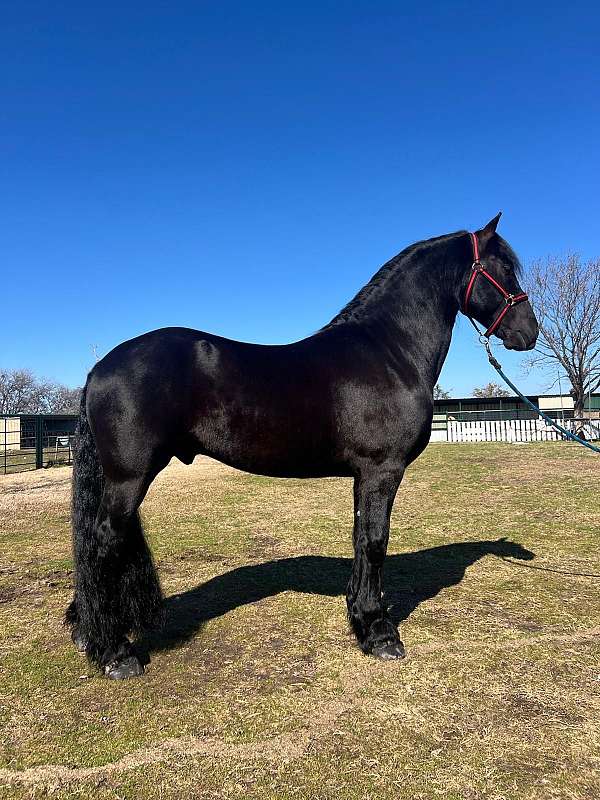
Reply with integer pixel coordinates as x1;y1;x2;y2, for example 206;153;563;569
494;235;524;278
323;231;467;329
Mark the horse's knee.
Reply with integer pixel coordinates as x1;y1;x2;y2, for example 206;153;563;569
365;537;387;565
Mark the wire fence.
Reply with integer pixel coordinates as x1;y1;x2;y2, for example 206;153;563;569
1;414;78;475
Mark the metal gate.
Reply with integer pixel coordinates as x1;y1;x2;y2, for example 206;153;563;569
1;414;78;475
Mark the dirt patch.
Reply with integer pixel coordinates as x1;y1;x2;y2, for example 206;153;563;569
165;548;232;565
248;533;281;557
506;693;586;725
0;586;20;604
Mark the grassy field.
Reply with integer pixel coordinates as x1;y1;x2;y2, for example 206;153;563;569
0;443;598;800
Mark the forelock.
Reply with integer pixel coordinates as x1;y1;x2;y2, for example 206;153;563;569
494;235;523;277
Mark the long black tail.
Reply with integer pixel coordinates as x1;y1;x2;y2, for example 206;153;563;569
65;383;104;636
66;384;163;667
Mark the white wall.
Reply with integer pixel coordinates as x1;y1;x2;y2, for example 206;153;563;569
0;418;21;451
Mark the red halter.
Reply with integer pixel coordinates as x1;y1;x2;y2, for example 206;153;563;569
463;232;528;338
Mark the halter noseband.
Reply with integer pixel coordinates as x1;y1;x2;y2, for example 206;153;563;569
463;232;528;338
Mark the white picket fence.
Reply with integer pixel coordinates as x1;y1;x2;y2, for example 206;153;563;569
446;418;599;444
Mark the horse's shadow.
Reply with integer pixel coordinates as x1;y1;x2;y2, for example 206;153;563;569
140;537;535;655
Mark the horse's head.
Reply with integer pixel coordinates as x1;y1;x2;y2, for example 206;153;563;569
462;214;539;351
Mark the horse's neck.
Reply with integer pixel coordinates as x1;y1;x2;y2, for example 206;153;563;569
387;279;459;387
357;245;465;389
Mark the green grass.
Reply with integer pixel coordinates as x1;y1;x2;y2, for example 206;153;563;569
0;443;599;799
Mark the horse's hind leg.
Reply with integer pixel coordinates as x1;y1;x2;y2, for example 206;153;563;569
75;477;163;679
346;469;405;659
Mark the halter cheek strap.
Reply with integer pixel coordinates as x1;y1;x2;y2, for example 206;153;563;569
463;232;528;338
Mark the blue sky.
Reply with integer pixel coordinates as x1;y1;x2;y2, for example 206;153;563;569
2;1;599;395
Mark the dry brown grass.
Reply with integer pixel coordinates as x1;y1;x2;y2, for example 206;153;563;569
0;443;599;799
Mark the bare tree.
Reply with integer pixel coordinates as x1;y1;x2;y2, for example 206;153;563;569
49;385;82;413
0;368;81;415
0;369;51;414
472;382;510;398
526;253;600;433
433;383;451;400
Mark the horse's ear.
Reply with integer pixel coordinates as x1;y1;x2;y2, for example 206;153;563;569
476;212;502;248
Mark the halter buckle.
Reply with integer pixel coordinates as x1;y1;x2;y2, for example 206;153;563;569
505;294;515;306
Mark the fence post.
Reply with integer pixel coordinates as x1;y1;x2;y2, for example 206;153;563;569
35;416;43;469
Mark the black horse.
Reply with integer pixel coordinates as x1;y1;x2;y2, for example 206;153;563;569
66;214;538;679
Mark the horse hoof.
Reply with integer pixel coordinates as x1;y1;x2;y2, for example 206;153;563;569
104;656;145;680
372;640;406;660
71;629;88;653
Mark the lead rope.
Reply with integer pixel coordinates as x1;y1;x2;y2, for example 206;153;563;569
473;331;600;455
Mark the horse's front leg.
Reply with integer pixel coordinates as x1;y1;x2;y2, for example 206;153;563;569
346;469;405;660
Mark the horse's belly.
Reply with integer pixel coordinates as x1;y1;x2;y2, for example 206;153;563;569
204;450;349;479
191;407;345;478
199;438;348;478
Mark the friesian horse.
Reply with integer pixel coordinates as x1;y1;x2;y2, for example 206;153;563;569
66;214;538;678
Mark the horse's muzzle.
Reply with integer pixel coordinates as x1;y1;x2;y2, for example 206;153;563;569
502;329;538;351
